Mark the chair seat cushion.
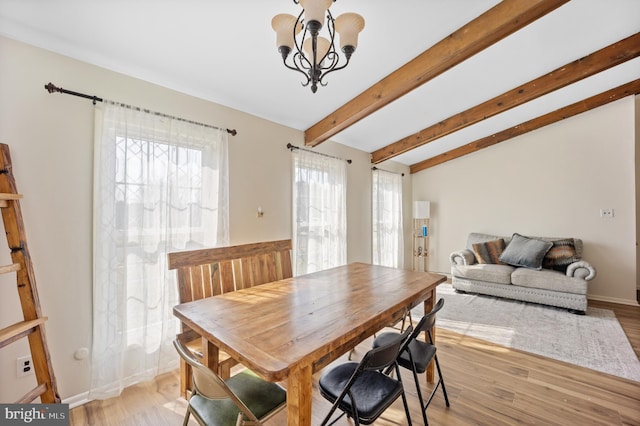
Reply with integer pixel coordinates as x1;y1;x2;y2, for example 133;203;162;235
190;394;241;426
319;362;404;423
374;332;436;374
226;370;287;419
190;370;286;426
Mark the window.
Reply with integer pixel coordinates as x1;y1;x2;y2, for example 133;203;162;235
372;169;403;268
90;102;229;398
292;149;346;275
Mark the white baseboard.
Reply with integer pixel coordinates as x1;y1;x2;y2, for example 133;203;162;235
63;392;91;409
588;294;640;307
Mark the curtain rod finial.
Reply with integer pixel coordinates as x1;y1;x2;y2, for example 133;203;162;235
45;82;59;93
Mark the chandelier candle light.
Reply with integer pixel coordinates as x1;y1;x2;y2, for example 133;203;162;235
271;0;365;93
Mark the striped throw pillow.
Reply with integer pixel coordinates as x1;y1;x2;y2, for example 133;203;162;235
543;239;580;271
472;238;506;264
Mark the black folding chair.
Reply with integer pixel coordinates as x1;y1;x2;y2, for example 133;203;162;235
373;298;449;425
319;327;413;425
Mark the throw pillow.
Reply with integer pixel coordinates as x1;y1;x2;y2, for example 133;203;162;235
499;233;553;270
543;238;580;271
472;239;506;264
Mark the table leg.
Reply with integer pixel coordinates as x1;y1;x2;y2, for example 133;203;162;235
287;363;313;426
201;337;220;373
424;289;435;383
180;358;190;399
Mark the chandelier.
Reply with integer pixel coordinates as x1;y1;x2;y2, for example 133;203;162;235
271;0;365;93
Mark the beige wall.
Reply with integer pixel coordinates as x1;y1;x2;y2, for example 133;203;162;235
413;96;638;305
0;36;411;403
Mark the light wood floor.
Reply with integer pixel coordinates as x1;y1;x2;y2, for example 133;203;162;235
70;298;640;426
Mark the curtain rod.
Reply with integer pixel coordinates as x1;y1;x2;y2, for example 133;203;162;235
44;82;237;136
372;166;404;176
286;143;352;164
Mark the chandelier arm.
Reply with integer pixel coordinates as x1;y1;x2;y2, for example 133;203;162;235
292;51;311;71
283;54;312;87
320;9;337;66
318;51;340;71
318;54;351;85
293;10;312;70
288;8;314;88
282;59;312;78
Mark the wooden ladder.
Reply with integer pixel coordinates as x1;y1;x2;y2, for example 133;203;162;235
0;143;60;403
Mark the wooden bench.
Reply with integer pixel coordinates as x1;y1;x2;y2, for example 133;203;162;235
168;239;293;398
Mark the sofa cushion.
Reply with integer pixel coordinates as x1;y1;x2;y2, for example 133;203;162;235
543;238;580;271
499;233;553;270
472;238;506;264
511;268;588;295
451;263;515;285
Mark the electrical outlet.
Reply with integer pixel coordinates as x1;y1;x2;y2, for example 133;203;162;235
600;208;614;218
16;355;33;378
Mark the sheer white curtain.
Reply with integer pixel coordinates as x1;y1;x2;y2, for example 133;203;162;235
372;169;404;268
90;102;229;399
292;149;347;275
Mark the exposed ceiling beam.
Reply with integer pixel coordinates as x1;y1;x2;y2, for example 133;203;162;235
409;79;640;173
372;31;640;164
303;0;569;148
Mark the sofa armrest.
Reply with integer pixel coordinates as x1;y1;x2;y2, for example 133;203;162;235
566;260;597;281
450;249;476;266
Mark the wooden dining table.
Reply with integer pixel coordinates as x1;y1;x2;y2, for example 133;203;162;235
173;262;447;426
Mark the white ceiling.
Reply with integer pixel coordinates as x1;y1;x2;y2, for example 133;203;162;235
1;0;639;166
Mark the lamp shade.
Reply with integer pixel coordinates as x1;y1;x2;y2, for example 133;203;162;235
413;201;431;219
303;36;331;63
299;0;332;27
335;13;365;49
272;14;302;50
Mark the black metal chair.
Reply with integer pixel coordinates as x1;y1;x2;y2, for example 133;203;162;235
318;327;413;426
348;307;413;360
373;298;449;425
173;337;286;426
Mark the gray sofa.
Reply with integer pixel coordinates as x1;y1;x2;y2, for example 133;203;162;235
450;232;597;313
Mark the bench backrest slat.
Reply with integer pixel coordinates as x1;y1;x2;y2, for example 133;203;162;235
169;239;293;304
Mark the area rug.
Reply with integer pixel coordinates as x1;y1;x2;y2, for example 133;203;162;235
429;284;640;382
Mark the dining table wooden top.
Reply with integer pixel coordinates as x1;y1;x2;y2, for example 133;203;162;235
173;262;447;425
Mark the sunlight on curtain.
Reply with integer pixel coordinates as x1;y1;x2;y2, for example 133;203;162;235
372;169;403;268
292;149;346;275
90;102;229;399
